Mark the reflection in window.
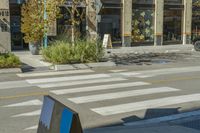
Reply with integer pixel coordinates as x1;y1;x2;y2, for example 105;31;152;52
192;0;200;39
132;9;154;43
133;0;154;4
163;10;182;42
0;23;8;32
164;0;182;4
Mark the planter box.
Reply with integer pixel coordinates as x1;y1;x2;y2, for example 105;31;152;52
86;61;116;68
0;68;22;74
54;61;116;71
54;64;76;71
73;64;89;69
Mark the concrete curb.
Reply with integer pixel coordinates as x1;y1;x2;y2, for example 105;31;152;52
53;61;116;71
54;64;76;71
86;61;116;68
108;45;195;55
0;68;22;74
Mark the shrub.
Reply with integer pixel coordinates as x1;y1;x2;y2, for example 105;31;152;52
41;39;104;64
0;53;21;68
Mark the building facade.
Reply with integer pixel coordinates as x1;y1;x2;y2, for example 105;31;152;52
0;0;199;52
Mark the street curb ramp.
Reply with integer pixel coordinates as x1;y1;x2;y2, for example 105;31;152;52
37;95;83;133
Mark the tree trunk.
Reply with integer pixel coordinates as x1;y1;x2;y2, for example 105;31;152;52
71;0;75;46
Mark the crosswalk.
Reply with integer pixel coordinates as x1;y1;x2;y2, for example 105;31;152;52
67;87;179;104
1;66;200;132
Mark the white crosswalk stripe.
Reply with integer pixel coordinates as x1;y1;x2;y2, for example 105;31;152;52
0;80;32;90
50;82;150;95
26;74;111;84
17;69;94;78
38;77;127;88
120;66;200;78
4;67;200;132
11;110;41;118
68;87;180;104
91;93;200;116
109;69;127;72
24;125;38;131
2;100;42;107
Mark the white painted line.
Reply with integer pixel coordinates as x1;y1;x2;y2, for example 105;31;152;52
38;78;127;88
120;66;200;78
0;80;32;90
91;93;200;116
2;100;42;107
119;72;141;76
124;110;200;126
26;74;111;84
167;50;180;52
17;69;94;78
24;125;38;131
68;87;179;104
50;82;150;95
11;110;41;118
109;69;127;73
135;75;153;78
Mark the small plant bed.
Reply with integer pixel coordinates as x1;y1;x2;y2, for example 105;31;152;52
42;40;104;65
0;53;21;68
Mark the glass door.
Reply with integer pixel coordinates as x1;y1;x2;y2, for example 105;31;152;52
10;4;24;50
163;0;183;44
163;9;182;43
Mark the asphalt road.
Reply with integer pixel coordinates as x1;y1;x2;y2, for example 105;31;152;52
1;58;200;133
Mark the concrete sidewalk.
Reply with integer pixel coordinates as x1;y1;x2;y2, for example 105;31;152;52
108;44;195;54
85;125;200;133
13;51;52;72
13;44;195;71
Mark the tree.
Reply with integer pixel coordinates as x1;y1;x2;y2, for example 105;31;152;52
64;0;86;45
21;0;64;44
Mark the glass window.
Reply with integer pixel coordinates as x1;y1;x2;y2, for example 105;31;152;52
192;0;200;39
133;0;154;4
0;23;8;32
163;10;182;42
132;9;154;43
164;0;182;4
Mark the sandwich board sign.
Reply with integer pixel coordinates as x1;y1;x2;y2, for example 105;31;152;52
103;34;112;49
37;95;83;133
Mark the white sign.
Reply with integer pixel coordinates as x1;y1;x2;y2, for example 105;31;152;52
103;34;112;49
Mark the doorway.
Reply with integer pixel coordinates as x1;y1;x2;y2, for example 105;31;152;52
163;5;183;44
10;4;27;50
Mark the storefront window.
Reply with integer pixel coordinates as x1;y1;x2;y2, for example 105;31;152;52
192;0;200;39
163;10;182;42
132;9;154;43
133;0;154;4
164;0;182;4
163;0;183;43
132;0;154;44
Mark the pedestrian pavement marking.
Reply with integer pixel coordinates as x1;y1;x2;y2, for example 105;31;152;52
0;92;48;100
0;80;32;90
38;78;127;88
11;109;41;118
26;74;111;84
91;93;200;116
24;125;38;131
17;69;94;78
120;66;200;78
68;87;180;104
109;69;127;73
2;99;42;107
50;82;151;95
